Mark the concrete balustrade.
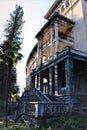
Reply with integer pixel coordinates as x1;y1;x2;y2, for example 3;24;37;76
16;101;70;119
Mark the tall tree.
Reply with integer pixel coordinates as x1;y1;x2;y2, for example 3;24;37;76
0;63;19;100
0;5;24;127
0;62;7;100
8;67;20;100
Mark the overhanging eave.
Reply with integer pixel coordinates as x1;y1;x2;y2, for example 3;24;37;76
35;12;75;38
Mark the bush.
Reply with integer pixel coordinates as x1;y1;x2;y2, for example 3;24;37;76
0;114;87;130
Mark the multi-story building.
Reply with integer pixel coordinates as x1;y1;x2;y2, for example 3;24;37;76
26;0;87;95
16;0;87;125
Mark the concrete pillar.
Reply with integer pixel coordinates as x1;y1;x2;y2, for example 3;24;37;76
39;103;45;117
38;73;40;90
58;72;62;94
35;103;38;118
37;42;40;65
31;76;35;89
35;75;38;88
65;55;74;95
49;67;53;95
37;74;39;88
38;36;43;65
39;72;43;92
50;24;53;57
54;64;59;95
54;20;59;53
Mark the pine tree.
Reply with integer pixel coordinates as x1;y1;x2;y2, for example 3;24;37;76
0;5;25;127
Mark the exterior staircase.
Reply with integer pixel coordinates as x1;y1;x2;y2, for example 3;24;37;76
19;89;40;102
14;88;87;126
15;88;51;121
14;88;69;126
47;95;67;102
35;88;51;102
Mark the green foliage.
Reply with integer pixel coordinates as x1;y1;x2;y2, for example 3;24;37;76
4;5;24;43
0;4;24;127
0;5;24;100
0;122;29;130
0;5;24;66
0;62;19;100
0;122;36;130
35;114;87;130
9;67;20;96
0;114;87;130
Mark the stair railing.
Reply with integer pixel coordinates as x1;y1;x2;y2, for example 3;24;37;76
35;88;51;102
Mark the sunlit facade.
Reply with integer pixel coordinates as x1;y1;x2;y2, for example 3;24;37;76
26;0;87;96
15;0;87;124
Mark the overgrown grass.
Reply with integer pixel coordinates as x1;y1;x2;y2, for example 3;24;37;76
0;122;32;130
45;113;87;130
0;113;87;130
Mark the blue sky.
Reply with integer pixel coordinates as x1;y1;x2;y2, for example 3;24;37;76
0;0;55;95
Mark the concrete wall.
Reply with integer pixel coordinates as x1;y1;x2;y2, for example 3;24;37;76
82;0;87;50
25;0;87;90
54;0;87;52
64;0;87;52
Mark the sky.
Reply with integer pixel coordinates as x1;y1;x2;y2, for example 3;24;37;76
0;0;55;95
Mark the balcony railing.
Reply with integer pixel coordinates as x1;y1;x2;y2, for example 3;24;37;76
42;40;50;50
59;32;74;44
42;34;74;51
16;101;69;119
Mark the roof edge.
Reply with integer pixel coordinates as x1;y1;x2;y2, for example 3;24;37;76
35;12;75;38
44;0;62;20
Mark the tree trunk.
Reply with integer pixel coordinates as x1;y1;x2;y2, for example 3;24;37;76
5;65;11;127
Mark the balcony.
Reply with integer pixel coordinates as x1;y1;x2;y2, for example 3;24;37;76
42;39;50;51
59;32;74;45
42;33;74;51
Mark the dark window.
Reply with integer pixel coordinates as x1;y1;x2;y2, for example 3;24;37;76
66;0;70;8
61;5;65;13
58;10;60;13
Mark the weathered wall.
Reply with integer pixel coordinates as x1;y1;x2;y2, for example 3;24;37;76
65;0;87;52
74;61;87;94
82;0;87;50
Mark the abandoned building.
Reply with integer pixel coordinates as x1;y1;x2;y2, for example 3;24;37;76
15;0;87;125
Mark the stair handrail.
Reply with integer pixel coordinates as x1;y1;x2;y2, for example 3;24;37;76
35;88;51;102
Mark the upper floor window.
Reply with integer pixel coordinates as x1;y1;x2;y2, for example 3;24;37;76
66;0;70;8
61;5;65;13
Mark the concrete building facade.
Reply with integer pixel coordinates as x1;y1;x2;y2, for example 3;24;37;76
26;0;87;96
16;0;87;125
